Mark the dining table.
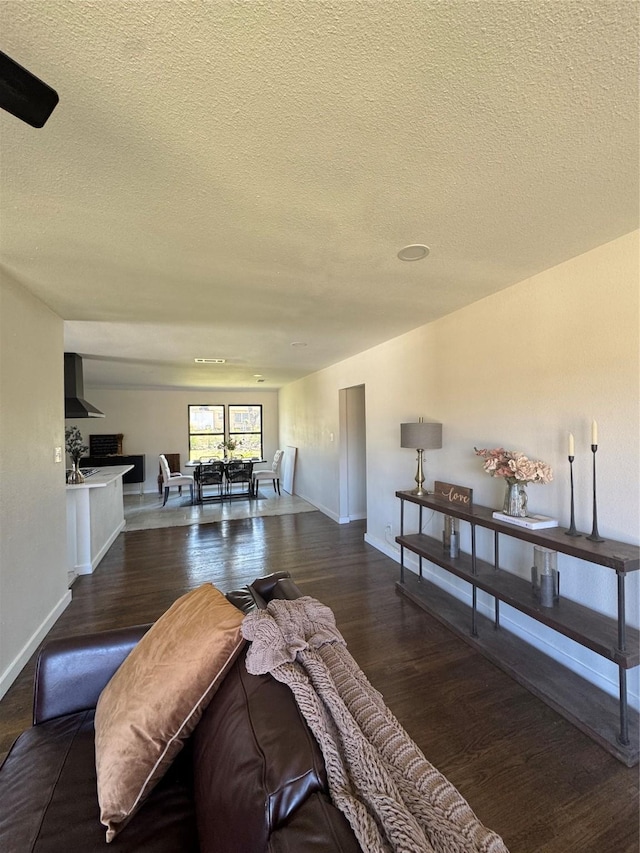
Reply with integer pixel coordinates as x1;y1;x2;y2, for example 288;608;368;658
185;459;266;502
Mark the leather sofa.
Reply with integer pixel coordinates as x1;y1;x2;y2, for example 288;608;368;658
0;573;362;852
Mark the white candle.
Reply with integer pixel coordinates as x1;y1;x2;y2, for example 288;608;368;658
568;432;574;457
591;420;598;445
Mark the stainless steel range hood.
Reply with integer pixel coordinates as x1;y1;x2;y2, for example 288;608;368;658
64;353;104;418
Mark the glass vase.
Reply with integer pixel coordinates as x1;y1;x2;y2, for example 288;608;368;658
503;481;527;517
67;461;85;484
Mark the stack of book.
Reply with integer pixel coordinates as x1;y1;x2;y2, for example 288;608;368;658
492;512;559;530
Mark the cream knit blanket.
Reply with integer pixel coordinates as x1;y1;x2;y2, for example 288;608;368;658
242;596;509;853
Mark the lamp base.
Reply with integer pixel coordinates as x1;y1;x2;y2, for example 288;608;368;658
410;486;429;496
411;449;427;496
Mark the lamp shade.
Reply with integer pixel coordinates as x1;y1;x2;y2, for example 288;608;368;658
400;421;442;450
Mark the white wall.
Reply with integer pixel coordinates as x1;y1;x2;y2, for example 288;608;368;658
279;231;640;706
0;273;71;700
66;388;279;494
345;385;366;520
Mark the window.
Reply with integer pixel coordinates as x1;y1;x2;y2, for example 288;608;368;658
228;405;263;460
188;404;264;461
188;405;225;460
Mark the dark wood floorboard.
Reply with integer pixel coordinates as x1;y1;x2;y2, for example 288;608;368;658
1;512;638;852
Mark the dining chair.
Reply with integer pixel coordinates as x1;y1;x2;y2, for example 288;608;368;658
197;461;225;502
159;454;194;506
225;460;254;498
252;449;284;496
157;452;181;495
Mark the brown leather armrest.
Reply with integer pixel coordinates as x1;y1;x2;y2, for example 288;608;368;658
267;792;363;853
249;571;292;602
33;624;151;725
269;576;305;601
227;571;296;614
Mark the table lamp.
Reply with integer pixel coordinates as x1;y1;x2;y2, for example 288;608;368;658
400;418;443;496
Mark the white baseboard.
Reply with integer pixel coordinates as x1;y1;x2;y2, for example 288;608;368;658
75;519;126;575
92;520;125;572
364;532;400;561
0;589;72;702
283;490;365;526
293;492;346;524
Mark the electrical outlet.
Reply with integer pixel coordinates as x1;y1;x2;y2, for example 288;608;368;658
54;446;63;463
384;523;400;550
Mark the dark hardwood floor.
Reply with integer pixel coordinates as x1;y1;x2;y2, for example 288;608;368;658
1;511;638;852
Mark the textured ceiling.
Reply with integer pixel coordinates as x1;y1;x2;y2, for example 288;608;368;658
1;1;638;390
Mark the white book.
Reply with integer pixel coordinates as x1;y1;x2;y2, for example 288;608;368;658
492;511;559;530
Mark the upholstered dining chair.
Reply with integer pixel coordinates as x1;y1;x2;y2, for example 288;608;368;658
157;453;181;495
159;454;194;506
252;449;284;496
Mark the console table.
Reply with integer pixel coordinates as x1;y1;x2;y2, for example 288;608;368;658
395;489;639;765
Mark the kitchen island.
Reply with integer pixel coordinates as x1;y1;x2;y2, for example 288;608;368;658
66;465;133;576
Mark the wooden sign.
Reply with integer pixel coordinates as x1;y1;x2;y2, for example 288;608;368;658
433;481;473;506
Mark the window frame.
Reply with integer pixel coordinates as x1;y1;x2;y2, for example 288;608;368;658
187;404;264;461
187;404;226;461
227;404;263;461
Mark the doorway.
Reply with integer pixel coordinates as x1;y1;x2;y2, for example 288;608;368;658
338;384;366;523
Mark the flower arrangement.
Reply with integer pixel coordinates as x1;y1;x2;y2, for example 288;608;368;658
218;438;242;452
65;426;89;464
474;447;553;485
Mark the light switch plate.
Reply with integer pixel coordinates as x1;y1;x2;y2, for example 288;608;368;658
54;446;63;463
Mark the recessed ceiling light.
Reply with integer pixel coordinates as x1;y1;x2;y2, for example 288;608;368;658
253;374;263;377
194;358;226;364
397;244;430;261
290;341;307;347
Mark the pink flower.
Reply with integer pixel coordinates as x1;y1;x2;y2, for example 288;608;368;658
474;447;553;485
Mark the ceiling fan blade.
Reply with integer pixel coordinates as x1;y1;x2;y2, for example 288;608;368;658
0;50;59;128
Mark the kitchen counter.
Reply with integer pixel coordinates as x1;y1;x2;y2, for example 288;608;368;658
66;465;133;576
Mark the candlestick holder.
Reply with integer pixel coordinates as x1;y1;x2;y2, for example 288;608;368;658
586;444;605;543
564;455;581;537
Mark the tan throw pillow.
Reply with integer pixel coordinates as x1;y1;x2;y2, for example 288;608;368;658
94;583;245;842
